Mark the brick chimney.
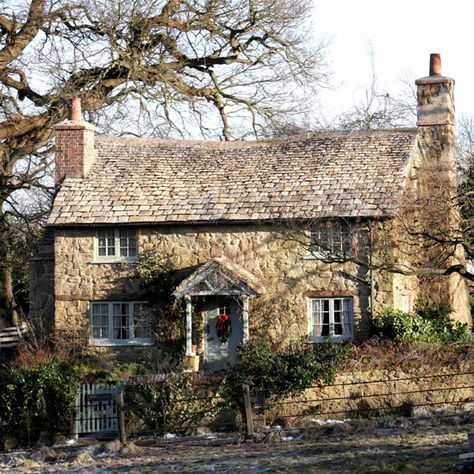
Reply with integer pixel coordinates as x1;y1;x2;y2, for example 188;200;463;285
54;98;96;185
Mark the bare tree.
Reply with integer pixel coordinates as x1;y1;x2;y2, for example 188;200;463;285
334;47;416;130
280;178;474;288
0;0;327;325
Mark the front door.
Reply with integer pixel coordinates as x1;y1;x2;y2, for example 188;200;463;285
204;298;243;372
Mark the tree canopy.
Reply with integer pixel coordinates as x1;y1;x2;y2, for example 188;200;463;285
0;0;326;325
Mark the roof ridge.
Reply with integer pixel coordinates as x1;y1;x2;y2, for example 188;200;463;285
95;128;418;149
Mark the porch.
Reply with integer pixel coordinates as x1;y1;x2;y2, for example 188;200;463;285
173;258;263;372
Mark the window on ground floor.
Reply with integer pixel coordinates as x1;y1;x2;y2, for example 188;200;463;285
308;297;353;342
90;301;152;345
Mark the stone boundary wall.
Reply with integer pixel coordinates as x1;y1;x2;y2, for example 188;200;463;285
261;365;474;425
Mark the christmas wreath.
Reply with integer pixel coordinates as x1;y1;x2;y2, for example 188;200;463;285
216;314;231;343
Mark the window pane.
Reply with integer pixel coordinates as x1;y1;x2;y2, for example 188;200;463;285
98;231;114;255
311;300;322;337
91;303;109;339
118;229;137;258
119;229;132;238
313;299;329;336
342;225;352;255
106;237;114;256
113;303;130;339
342;298;353;337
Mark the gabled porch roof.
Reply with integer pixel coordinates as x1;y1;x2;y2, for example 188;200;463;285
173;257;264;299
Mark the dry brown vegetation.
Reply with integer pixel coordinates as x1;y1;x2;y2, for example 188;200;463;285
0;417;472;473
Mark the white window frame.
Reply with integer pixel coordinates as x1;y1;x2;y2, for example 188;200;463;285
308;297;354;342
89;301;152;346
94;228;138;263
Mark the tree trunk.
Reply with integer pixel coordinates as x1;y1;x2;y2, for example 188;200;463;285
0;223;19;327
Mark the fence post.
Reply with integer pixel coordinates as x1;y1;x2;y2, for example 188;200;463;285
242;384;254;437
116;388;127;446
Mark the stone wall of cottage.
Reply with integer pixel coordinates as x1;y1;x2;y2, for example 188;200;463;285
52;224;384;357
142;225;375;347
51;219;471;360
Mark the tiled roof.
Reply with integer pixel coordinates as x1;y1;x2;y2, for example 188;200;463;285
47;129;418;225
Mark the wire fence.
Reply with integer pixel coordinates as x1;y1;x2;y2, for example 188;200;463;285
106;370;474;442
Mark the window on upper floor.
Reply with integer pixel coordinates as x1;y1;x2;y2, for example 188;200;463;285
308;297;353;342
309;220;369;261
95;228;138;262
90;301;152;346
310;220;352;258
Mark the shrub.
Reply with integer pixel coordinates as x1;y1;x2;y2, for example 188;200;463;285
223;340;350;402
125;373;227;436
415;301;470;342
373;309;435;343
373;302;470;344
0;359;78;446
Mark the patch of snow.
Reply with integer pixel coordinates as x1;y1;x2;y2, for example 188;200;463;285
199;432;219;439
53;438;77;447
282;436;294;441
96;451;118;458
163;433;178;439
311;418;351;425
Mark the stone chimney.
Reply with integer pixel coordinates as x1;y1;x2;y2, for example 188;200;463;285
415;53;456;172
414;55;471;325
54;98;96;185
416;53;455;127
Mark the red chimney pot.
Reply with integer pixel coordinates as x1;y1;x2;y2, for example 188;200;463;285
70;97;82;121
429;53;441;76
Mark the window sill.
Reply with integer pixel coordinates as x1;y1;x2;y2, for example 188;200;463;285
303;253;353;261
307;336;352;343
91;339;153;347
90;258;138;265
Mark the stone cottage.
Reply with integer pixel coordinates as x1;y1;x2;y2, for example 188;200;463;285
30;54;471;371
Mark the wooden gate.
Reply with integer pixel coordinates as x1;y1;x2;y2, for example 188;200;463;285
75;383;122;437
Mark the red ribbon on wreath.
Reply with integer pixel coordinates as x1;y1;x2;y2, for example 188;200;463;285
216;314;231;343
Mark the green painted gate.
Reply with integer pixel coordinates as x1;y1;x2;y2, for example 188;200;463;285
74;383;121;437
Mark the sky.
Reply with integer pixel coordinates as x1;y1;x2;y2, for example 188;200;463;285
312;0;474;122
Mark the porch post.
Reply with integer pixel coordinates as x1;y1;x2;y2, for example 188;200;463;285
185;295;194;356
242;296;250;343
